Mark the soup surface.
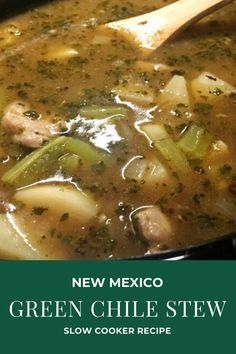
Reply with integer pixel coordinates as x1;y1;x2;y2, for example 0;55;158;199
0;0;236;259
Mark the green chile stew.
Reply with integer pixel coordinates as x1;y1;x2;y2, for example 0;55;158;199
0;0;235;259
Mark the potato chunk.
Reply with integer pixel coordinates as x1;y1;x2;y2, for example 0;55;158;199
14;184;98;223
191;72;236;100
159;75;190;106
112;82;156;105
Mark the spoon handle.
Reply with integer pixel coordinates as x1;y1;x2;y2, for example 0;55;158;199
106;0;233;53
153;0;233;44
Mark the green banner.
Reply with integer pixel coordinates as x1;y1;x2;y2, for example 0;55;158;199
0;261;235;353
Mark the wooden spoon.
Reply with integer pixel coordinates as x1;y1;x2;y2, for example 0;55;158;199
101;0;233;55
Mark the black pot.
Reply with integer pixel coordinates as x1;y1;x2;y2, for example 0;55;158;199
0;0;235;260
0;0;51;19
136;234;236;260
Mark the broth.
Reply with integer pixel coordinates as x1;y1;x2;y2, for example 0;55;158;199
0;0;235;259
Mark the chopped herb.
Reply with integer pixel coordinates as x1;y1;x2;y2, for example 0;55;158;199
229;92;236;99
60;213;69;222
172;171;180;180
32;207;48;216
229;178;236;195
87;184;108;197
23;111;40;119
193;193;205;205
68;57;89;65
166;55;191;66
194;103;213;115
61;101;81;119
197;214;217;228
89;225;109;238
164;124;174;135
170;182;184;196
128;182;140;194
155;197;168;213
37;60;58;79
172;109;182;118
220;164;232;175
92;161;106;174
211;88;223;96
202;179;212;189
18;90;28;98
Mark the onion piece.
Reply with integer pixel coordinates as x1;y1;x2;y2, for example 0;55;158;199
124;157;169;185
0;214;41;260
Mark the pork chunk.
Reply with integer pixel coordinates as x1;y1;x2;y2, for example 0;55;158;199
1;101;58;148
133;206;173;247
